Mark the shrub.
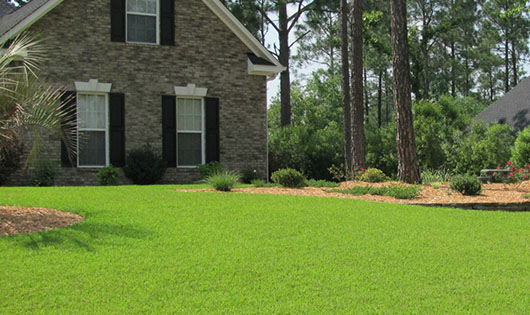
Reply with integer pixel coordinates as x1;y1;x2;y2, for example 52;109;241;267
334;185;421;200
271;168;306;188
123;146;167;185
512;126;530;167
0;142;23;186
198;161;221;180
32;160;57;187
240;168;263;184
306;179;340;188
359;168;389;183
206;171;240;192
251;179;265;187
450;175;482;195
96;165;120;186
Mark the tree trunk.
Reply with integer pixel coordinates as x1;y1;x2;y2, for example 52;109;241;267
340;0;353;177
512;40;519;86
350;0;366;171
390;0;421;184
504;38;509;92
377;70;383;128
422;45;430;99
489;70;494;101
385;70;390;124
364;67;369;118
279;4;291;127
451;41;456;97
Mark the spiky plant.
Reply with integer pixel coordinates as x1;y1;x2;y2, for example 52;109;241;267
0;34;76;167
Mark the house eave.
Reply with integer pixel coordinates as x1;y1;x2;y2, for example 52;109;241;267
247;58;285;76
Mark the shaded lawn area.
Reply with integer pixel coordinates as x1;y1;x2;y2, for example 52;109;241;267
1;185;529;314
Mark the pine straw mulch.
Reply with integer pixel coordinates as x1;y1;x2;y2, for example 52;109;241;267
0;206;84;237
177;181;530;205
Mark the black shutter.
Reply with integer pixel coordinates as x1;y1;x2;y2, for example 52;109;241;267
160;0;175;46
61;92;77;167
110;0;126;42
205;97;220;163
162;95;177;167
109;93;126;167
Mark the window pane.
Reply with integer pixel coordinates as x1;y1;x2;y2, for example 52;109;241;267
178;133;201;166
127;14;157;43
79;131;106;166
177;98;201;132
78;94;106;129
127;0;157;14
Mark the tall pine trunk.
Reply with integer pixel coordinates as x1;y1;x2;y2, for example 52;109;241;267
451;41;456;97
340;0;353;177
504;38;509;92
279;4;291;127
390;0;420;184
351;0;366;171
511;40;517;87
377;70;383;128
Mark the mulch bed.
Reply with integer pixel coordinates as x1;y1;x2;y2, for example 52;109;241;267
0;206;84;237
177;181;530;206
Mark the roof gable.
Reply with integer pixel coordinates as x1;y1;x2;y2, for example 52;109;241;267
475;77;530;132
0;0;283;70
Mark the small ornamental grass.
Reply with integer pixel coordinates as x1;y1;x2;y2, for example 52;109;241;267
306;179;340;188
334;184;421;200
271;168;306;188
198;161;221;180
206;171;240;192
450;175;482;195
251;179;279;188
359;168;389;183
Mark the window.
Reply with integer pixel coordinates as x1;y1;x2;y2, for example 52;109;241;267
126;0;158;44
77;94;108;167
177;98;204;167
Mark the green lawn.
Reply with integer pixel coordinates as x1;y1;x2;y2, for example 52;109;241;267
1;185;529;314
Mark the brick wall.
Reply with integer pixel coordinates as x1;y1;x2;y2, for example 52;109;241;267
6;0;268;186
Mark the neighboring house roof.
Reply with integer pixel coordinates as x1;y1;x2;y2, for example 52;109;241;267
475;76;530;132
0;0;284;74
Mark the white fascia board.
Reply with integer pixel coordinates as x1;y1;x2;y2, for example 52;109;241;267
248;58;285;76
203;0;283;68
75;79;112;93
0;0;64;44
174;84;208;97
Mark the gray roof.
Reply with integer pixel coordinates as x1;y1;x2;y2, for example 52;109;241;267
0;0;52;39
475;76;530;132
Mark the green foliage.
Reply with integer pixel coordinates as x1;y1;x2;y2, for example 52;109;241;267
359;168;389;183
31;160;56;187
240;168;263;184
96;165;120;186
306;179;340;188
511;126;530;167
206;171;240;192
198;161;221;180
450;175;482;196
271;168;306;188
0;141;22;186
421;169;452;184
334;185;421;199
251;179;266;187
123;146;167;185
365;122;398;177
444;122;514;175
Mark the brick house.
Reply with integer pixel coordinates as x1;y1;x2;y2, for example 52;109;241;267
0;0;283;185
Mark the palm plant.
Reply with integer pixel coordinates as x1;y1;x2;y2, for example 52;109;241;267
0;34;76;170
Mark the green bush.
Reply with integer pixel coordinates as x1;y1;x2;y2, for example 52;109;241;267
206;171;240;192
123;146;167;185
450;175;482;195
32;160;57;187
271;168;306;188
251;179;265;187
512;126;530;168
198;161;221;180
240;168;263;184
96;165;120;186
0;142;22;186
306;179;340;188
359;168;389;183
334;185;421;200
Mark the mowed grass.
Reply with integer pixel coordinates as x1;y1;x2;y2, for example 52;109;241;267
1;186;529;314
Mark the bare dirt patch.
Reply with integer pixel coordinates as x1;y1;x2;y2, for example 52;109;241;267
0;206;84;237
177;181;530;205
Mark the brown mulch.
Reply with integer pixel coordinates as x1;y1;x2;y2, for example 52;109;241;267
0;206;84;237
177;181;530;205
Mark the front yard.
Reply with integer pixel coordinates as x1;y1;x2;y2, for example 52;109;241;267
1;185;529;313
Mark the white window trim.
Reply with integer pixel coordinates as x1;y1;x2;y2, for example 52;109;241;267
76;92;110;169
125;0;160;45
176;97;205;168
174;84;208;97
